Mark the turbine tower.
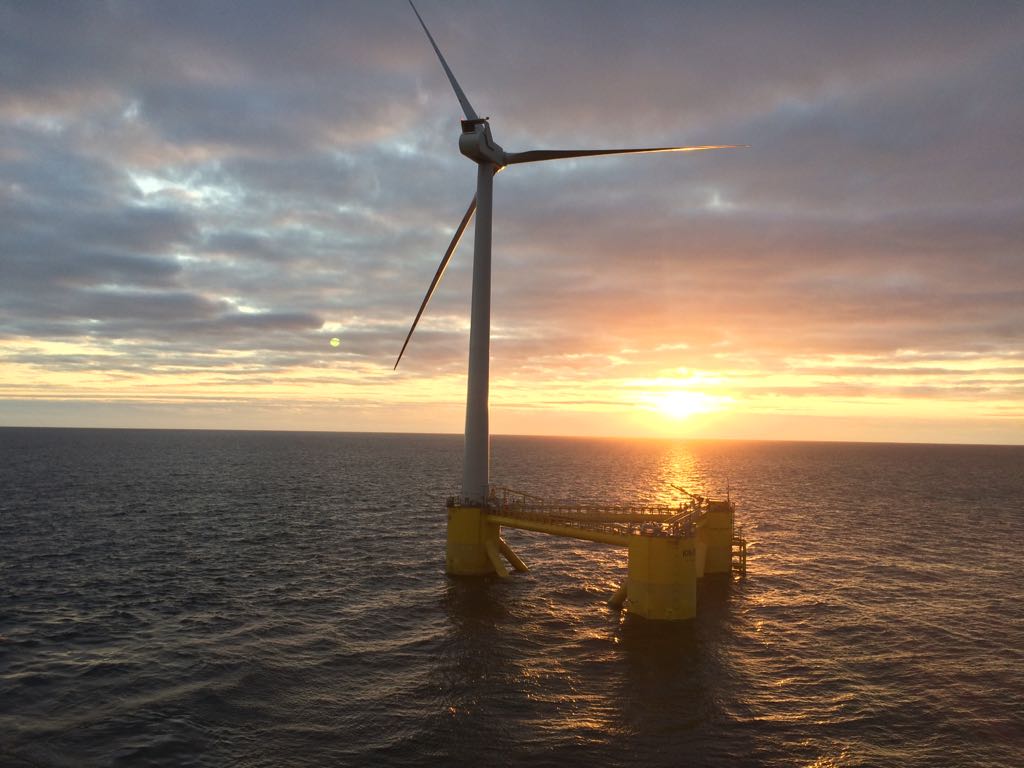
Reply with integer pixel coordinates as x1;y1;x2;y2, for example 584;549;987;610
396;1;743;509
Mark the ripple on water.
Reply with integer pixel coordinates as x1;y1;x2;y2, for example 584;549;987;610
0;431;1022;767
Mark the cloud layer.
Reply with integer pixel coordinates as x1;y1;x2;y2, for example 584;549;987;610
1;0;1022;441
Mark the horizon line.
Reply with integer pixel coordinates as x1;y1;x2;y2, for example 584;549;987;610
0;424;1020;449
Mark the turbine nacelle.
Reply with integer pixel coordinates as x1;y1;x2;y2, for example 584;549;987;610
459;118;505;167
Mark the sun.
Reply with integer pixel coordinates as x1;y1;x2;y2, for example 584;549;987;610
626;377;732;425
652;390;721;420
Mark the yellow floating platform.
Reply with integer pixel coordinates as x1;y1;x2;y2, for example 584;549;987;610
445;486;746;621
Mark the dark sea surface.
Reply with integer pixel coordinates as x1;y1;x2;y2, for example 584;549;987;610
1;428;1022;767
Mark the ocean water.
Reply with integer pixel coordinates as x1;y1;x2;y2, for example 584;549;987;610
1;428;1021;767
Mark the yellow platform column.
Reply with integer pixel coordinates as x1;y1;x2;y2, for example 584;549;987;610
695;536;707;579
446;505;500;575
699;501;735;576
626;536;697;620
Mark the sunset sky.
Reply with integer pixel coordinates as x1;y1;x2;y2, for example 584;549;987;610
2;1;1022;444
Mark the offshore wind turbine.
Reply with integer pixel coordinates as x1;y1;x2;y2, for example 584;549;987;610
396;1;744;506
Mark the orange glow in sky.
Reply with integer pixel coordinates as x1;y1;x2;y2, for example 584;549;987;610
0;4;1021;445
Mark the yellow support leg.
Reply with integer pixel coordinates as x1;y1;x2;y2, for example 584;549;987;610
607;581;628;608
498;538;529;572
484;538;510;578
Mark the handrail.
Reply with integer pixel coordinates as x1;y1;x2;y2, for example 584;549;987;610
447;484;731;541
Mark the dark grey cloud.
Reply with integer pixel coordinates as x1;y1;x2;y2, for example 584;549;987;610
0;0;1021;433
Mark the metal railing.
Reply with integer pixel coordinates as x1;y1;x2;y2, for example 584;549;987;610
482;485;710;539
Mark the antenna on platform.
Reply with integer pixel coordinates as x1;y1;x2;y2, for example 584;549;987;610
396;1;746;504
671;483;696;500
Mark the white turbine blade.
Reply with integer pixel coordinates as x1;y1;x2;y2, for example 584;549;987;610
394;196;477;369
408;0;479;121
504;144;747;165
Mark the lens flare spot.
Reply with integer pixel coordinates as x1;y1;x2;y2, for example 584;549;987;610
330;337;341;348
